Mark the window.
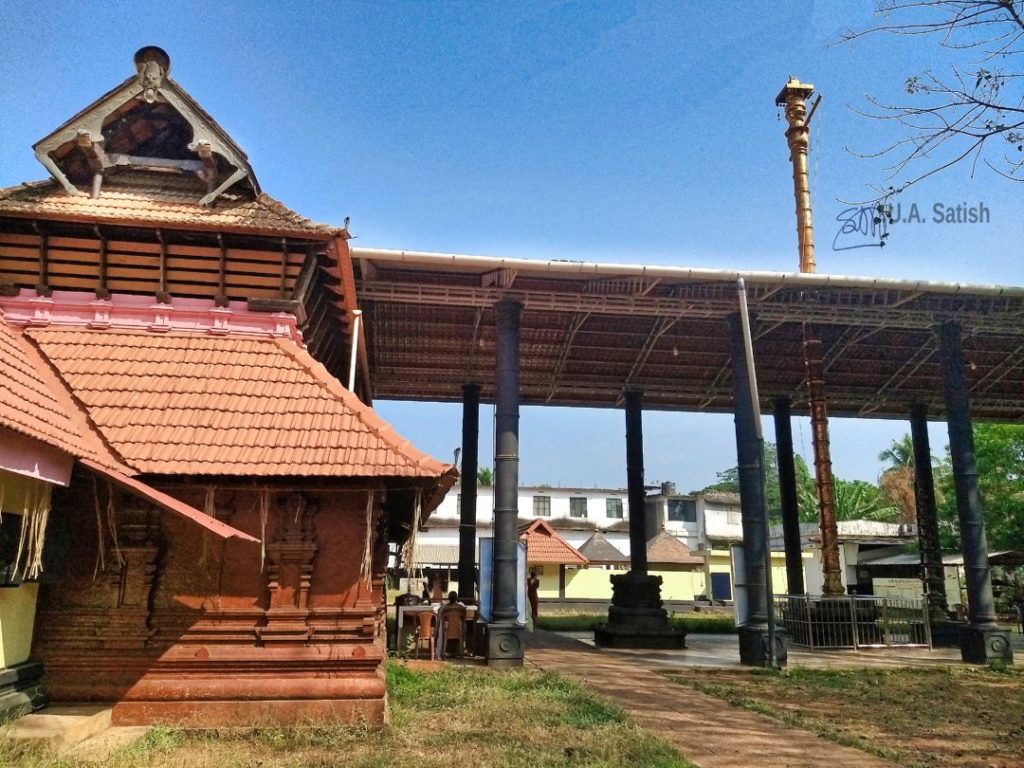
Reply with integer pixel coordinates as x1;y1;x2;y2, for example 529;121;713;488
605;498;623;519
533;495;551;517
569;497;588;518
667;498;697;522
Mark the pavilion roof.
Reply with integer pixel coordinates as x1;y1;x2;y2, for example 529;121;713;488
351;248;1024;421
519;518;588;565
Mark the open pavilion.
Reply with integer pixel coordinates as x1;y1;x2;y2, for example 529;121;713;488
351;245;1022;665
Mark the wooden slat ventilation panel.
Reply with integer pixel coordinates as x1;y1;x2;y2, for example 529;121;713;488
0;230;306;300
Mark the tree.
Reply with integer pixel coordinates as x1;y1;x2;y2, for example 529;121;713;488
699;442;816;522
878;434;918;523
839;1;1024;196
476;467;494;486
938;423;1024;550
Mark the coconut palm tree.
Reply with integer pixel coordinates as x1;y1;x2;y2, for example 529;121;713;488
877;434;931;524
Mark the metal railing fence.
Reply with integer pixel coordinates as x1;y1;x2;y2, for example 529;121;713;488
774;594;932;650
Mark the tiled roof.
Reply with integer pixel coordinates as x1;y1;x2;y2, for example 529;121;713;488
647;531;705;566
577;531;628;564
26;327;454;478
0;316;132;472
0;175;339;238
519;519;588;566
0;316;89;457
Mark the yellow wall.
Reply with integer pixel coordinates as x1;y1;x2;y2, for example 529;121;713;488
652;569;705;601
0;582;39;668
565;566;623;598
532;564;562;598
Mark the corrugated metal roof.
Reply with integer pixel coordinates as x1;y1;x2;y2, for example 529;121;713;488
411;544;460;565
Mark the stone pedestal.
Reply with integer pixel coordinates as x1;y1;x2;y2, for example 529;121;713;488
930;619;966;648
0;661;48;723
738;624;788;667
594;572;686;649
961;625;1013;664
485;622;524;668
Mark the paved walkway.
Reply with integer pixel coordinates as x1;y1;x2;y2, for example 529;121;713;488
524;630;907;768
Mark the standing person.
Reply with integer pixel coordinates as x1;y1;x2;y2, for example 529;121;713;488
527;569;541;623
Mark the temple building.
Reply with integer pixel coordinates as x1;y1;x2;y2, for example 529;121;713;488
0;47;454;725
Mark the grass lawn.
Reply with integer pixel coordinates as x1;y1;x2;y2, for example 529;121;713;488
1;664;693;768
664;664;1024;768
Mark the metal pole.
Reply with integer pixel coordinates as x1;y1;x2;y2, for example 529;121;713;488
737;280;777;669
347;309;362;392
910;404;949;622
459;383;481;603
774;396;805;595
624;388;649;575
938;323;999;632
492;300;521;625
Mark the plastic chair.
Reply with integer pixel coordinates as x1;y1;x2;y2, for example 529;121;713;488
441;604;467;658
413;610;436;659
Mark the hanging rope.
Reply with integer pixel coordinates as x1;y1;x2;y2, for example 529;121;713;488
106;480;124;569
401;490;423;593
258;487;270;569
92;475;106;578
14;480;52;580
359;490;375;588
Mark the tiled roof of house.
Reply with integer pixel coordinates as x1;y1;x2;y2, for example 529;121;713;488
0;175;339;238
0;316;90;457
26;326;454;478
519;519;588;566
577;531;628;564
647;531;705;566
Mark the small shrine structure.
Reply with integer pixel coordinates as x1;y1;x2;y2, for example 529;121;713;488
0;47;454;726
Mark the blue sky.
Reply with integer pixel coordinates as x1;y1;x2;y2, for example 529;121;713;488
1;2;1020;491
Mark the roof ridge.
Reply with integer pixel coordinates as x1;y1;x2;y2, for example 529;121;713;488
271;335;455;478
21;329;138;475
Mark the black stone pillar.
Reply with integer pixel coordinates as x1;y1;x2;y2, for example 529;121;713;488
774;397;805;596
728;314;785;666
624;388;649;575
487;300;524;667
594;388;684;649
910;405;949;618
458;382;481;603
938;321;1012;664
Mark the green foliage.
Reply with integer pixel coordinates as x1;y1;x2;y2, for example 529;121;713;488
476;466;494;486
699;442;816;523
937;423;1024;551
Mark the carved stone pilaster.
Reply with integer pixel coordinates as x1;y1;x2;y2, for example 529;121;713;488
261;494;318;643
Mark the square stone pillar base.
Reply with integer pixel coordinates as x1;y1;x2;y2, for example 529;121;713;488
594;572;686;649
485;622;524;668
0;661;48;723
960;625;1013;664
930;620;966;648
738;624;788;668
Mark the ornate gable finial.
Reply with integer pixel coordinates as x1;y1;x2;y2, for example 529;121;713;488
33;47;259;205
133;46;171;103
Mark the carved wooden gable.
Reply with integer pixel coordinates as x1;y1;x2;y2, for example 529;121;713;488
33;47;258;206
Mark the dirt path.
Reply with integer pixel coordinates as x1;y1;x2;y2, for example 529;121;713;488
525;630;896;768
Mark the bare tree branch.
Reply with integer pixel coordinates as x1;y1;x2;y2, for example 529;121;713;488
838;1;1024;199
